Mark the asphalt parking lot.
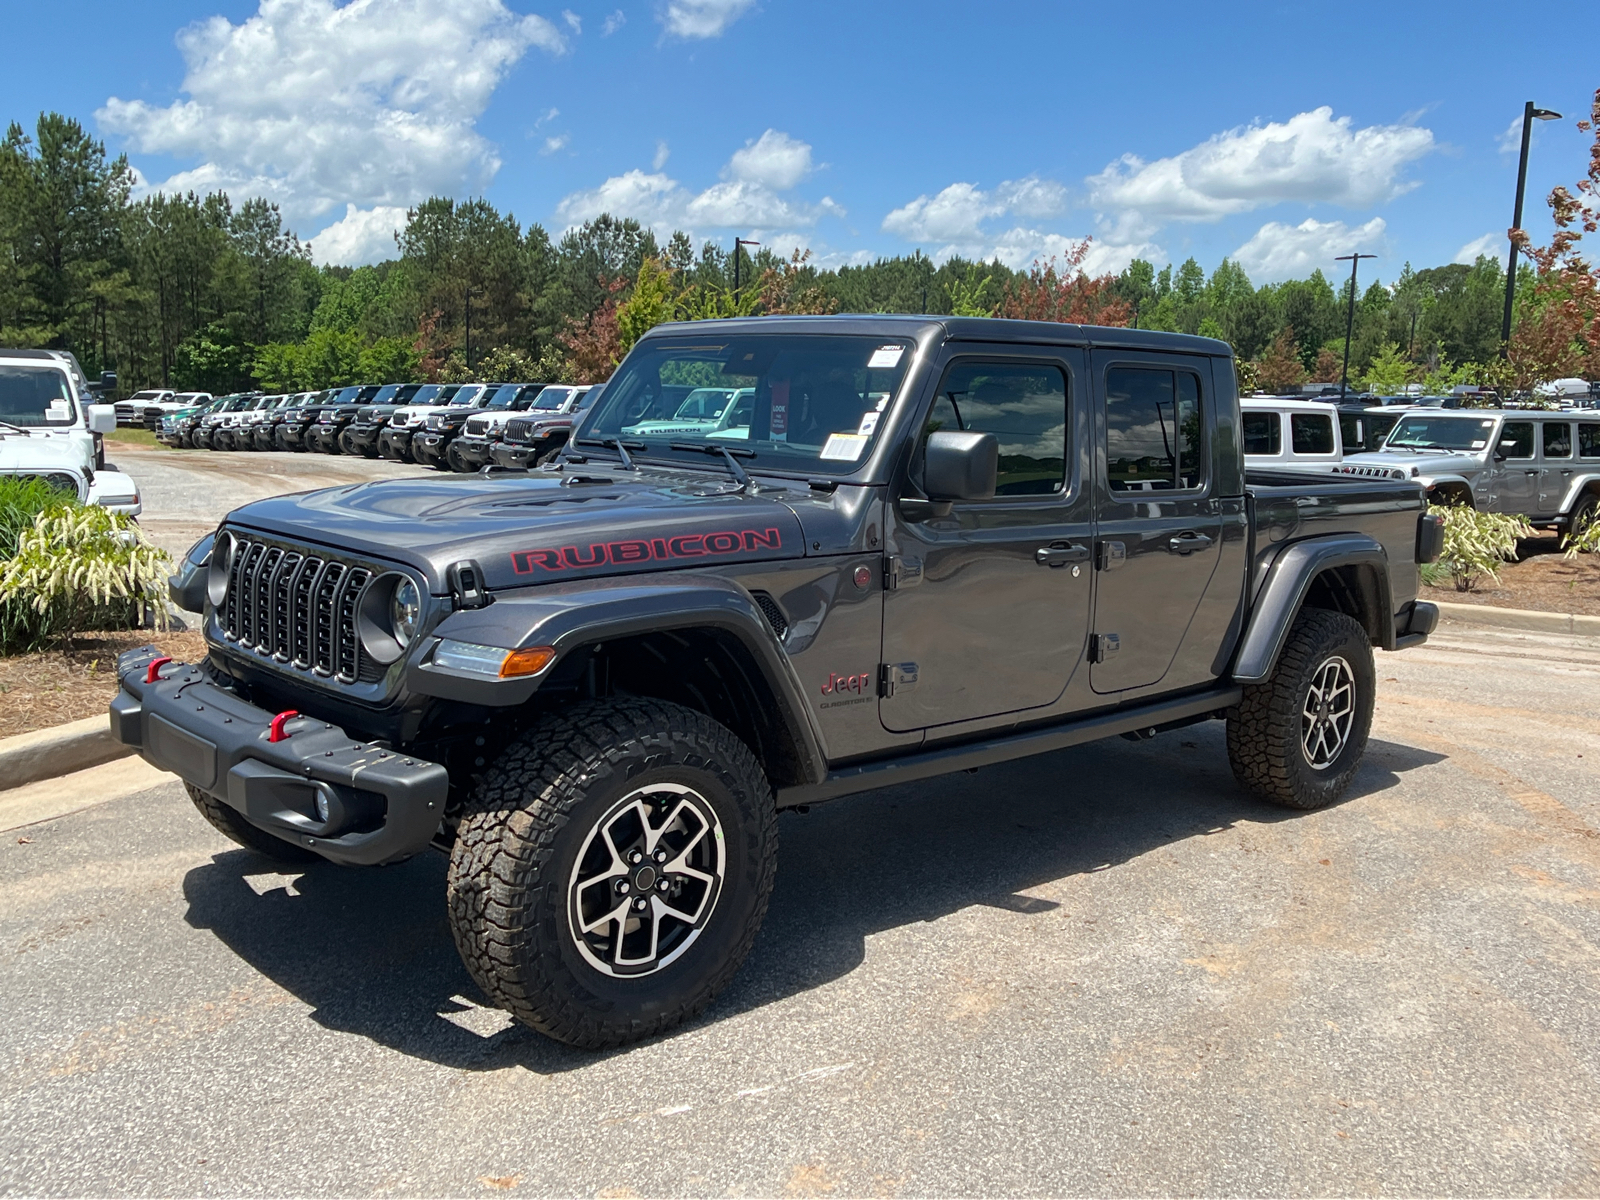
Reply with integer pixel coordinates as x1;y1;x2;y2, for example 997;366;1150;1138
3;450;1600;1195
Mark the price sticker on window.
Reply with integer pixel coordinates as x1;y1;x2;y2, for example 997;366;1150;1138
820;432;868;461
867;346;904;370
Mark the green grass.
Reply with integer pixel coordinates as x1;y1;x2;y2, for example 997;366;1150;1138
104;428;165;448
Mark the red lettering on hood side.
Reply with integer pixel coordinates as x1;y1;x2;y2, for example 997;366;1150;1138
511;527;785;574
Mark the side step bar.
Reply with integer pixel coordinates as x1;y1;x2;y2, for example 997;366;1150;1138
776;685;1242;809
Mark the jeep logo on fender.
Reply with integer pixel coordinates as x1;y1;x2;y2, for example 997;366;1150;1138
821;670;872;696
511;527;784;574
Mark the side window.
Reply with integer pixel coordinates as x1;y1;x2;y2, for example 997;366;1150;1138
1542;422;1572;458
1579;423;1600;459
926;361;1068;496
1338;413;1361;452
1241;411;1280;456
1500;422;1535;459
1105;367;1202;491
1291;413;1336;455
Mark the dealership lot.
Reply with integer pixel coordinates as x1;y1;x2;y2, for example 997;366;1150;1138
3;612;1598;1195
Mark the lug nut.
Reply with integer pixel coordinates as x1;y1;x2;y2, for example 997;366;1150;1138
617;880;629;893
654;850;667;863
634;898;647;911
629;851;642;864
658;879;670;892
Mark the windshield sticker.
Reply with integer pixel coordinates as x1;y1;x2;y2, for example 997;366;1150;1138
1471;440;1486;449
867;346;904;370
47;399;71;420
857;411;881;437
769;381;789;440
820;432;868;461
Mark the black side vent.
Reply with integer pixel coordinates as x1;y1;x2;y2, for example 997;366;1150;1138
751;591;788;640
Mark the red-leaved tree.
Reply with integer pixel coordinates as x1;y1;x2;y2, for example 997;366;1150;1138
998;239;1132;326
557;276;626;383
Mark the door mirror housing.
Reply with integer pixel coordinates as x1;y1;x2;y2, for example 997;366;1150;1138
87;404;116;433
924;430;998;501
98;371;118;395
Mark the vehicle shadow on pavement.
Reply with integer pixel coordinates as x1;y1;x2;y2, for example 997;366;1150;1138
179;727;1442;1071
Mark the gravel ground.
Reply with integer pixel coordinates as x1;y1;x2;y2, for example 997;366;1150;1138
2;620;1598;1196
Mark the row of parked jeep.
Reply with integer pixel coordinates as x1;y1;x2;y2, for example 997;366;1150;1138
154;382;600;470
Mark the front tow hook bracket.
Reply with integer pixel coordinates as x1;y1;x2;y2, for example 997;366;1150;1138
268;710;302;743
144;656;173;684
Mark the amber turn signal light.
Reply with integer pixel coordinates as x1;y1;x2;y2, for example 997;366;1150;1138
499;646;557;677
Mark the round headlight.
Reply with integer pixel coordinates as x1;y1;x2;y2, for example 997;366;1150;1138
206;532;235;608
391;578;421;646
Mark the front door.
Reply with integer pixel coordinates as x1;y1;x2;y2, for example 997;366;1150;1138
1089;352;1223;694
879;351;1093;732
1493;420;1537;512
1539;421;1574;514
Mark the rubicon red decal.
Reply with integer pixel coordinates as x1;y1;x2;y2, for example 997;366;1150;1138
511;527;784;574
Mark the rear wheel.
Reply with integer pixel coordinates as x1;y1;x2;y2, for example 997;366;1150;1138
447;698;777;1048
186;783;319;863
1227;609;1375;810
1570;493;1599;542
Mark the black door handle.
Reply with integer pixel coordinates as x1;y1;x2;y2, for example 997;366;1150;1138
1167;532;1214;555
1036;542;1091;567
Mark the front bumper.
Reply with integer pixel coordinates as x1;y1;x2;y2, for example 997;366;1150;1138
306;425;341;451
490;441;540;469
348;424;385;451
111;646;448;866
378;428;414;458
452;435;494;466
413;432;449;463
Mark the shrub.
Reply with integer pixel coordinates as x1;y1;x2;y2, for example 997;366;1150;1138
0;475;78;558
0;502;172;652
1429;503;1531;591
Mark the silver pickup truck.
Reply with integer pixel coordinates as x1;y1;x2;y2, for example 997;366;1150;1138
1334;409;1600;532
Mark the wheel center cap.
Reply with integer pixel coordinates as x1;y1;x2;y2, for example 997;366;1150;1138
633;864;658;892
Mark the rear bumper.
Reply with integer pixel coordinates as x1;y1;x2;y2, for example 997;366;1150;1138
111;647;448;866
1393;600;1439;651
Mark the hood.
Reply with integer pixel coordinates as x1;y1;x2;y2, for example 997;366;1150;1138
1340;449;1482;479
223;469;812;591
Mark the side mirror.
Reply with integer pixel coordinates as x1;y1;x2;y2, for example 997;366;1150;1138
925;430;998;501
99;371;118;394
87;404;116;433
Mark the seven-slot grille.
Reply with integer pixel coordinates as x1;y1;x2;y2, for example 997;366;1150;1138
463;415;491;437
503;417;537;443
220;536;373;682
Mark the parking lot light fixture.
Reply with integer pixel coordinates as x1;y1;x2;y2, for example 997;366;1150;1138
1335;252;1377;402
1501;101;1563;352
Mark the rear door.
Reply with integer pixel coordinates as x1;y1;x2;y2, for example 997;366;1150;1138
1539;420;1574;514
1089;352;1223;694
1494;420;1538;512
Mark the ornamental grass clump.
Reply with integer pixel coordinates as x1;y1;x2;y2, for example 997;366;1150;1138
0;500;171;653
1429;502;1532;592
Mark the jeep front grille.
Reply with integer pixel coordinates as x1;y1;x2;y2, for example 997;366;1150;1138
504;417;536;443
464;416;490;436
220;536;373;682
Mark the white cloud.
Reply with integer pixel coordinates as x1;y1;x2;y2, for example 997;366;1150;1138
660;0;754;38
556;169;683;227
652;140;670;170
542;134;570;155
562;8;581;31
726;130;813;191
1455;232;1503;264
882;182;1007;244
309;204;410;266
1089;107;1434;222
99;0;567;223
880;177;1132;269
995;175;1067;219
686;180;809;227
1233;217;1386;282
602;8;626;34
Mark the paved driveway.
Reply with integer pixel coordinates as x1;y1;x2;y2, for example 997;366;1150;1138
3;619;1598;1195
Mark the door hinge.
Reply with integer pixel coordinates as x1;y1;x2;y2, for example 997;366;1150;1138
1089;633;1121;663
1097;541;1126;571
878;661;919;697
883;555;922;590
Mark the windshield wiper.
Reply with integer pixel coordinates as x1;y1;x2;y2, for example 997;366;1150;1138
670;442;756;490
576;436;643;470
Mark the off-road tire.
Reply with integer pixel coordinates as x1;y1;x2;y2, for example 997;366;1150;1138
1227;608;1375;810
186;782;320;862
447;699;777;1049
1571;493;1599;541
445;443;470;472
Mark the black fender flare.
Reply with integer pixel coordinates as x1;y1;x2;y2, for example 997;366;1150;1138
1232;535;1394;684
406;572;829;785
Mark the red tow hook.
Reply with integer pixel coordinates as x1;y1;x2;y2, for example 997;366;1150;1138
268;710;302;743
144;656;174;684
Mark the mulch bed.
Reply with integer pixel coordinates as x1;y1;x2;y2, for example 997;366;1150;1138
1423;533;1600;616
0;630;208;740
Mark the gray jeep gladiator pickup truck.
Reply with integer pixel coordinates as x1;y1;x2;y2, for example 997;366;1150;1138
112;316;1442;1048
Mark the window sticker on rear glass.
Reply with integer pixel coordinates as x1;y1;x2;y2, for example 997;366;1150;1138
867;346;904;369
820;432;868;461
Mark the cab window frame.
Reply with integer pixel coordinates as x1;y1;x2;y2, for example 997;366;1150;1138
1101;361;1208;496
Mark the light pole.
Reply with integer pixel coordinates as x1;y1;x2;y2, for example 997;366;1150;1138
732;238;760;295
1335;252;1377;401
464;286;475;373
1501;101;1563;351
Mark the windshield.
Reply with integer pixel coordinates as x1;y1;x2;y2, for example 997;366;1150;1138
532;386;569;411
485;385;523;409
328;387;360;405
0;365;78;427
1384;415;1499;451
584;335;913;475
451;385;486;407
371;385;400;404
410;384;445;405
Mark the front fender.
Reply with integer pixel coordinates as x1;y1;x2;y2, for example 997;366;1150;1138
407;572;828;783
1414;472;1474;502
1233;534;1393;684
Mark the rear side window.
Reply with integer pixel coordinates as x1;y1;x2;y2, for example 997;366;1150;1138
1242;412;1280;455
1291;413;1336;455
1105;367;1202;491
1580;423;1600;458
926;361;1067;496
1543;423;1572;458
1500;422;1534;459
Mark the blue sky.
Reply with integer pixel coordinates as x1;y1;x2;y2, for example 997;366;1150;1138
5;0;1597;285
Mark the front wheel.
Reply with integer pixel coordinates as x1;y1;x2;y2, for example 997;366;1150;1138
447;699;777;1048
1226;608;1375;810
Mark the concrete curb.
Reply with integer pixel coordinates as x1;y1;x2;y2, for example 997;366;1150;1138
1434;599;1600;636
0;715;133;793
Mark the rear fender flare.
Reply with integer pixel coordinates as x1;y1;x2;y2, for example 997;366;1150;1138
1233;535;1393;684
407;572;828;785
